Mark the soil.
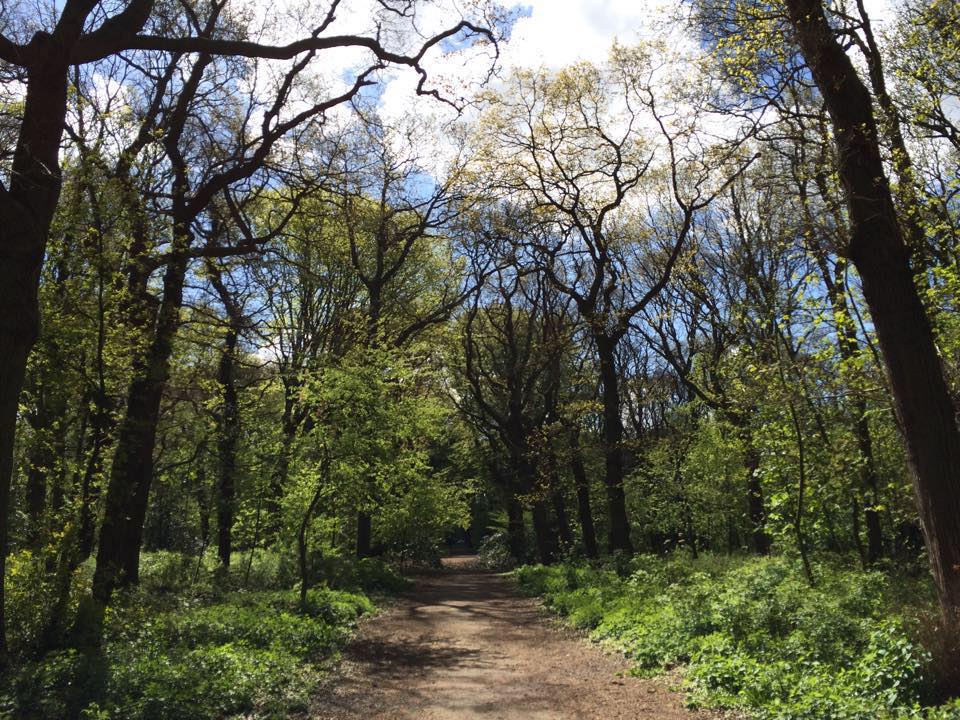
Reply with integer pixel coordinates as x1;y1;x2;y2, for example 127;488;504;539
308;554;726;720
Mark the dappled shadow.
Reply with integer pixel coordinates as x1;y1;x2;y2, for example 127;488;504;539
307;555;715;720
346;636;489;673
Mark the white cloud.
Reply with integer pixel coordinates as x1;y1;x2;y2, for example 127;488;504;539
500;0;671;70
861;0;896;27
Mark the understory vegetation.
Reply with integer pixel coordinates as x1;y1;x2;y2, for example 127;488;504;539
1;551;406;719
516;556;960;720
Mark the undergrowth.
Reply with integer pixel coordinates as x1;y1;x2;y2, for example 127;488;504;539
514;554;960;720
1;550;409;719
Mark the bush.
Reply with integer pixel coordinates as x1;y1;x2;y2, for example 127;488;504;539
513;553;958;719
3;581;378;719
477;532;515;570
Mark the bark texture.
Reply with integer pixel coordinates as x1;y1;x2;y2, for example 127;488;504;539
786;0;960;624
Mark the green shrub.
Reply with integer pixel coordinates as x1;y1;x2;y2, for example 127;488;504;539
3;580;379;719
514;553;957;720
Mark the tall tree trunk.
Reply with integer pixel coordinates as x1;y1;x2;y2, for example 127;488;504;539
0;342;32;662
298;449;330;606
195;467;211;550
24;368;69;549
546;446;573;550
786;400;815;585
787;0;960;625
210;268;243;570
267;390;298;536
356;511;372;558
0;47;73;662
809;234;886;563
77;388;112;562
853;0;930;269
745;452;771;555
25;394;52;548
551;488;573;550
595;335;633;554
731;416;771;555
854;407;884;564
90;252;188;617
216;325;239;569
570;433;599;558
531;500;554;564
355;287;384;559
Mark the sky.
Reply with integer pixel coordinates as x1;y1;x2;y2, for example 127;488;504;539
497;0;895;70
499;0;673;69
373;0;897;125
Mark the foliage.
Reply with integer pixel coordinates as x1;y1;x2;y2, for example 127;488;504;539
476;531;517;570
515;554;959;719
1;552;382;720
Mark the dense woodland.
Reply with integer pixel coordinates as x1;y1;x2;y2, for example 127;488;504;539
2;0;960;717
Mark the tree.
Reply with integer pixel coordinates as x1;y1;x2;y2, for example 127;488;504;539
454;244;573;563
783;0;960;626
0;0;498;661
474;54;753;552
331;112;486;555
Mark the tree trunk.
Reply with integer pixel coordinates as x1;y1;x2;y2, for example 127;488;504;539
810;241;886;563
356;511;373;558
737;423;771;555
855;407;885;564
215;319;241;569
355;288;383;560
195;467;211;550
267;390;298;534
91;253;188;613
786;400;815;585
77;387;112;562
787;0;960;624
25;404;52;548
0;340;33;661
209;265;244;569
0;48;73;661
551;488;573;550
595;335;633;554
531;500;554;564
297;470;330;609
570;434;599;558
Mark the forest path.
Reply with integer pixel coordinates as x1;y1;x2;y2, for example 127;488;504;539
308;554;721;720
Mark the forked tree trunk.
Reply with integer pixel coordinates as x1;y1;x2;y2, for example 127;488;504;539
91;253;188;611
787;0;960;625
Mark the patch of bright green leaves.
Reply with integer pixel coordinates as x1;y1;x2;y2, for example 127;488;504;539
514;555;960;720
4;586;377;720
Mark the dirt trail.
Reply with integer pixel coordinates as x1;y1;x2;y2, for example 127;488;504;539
309;555;721;720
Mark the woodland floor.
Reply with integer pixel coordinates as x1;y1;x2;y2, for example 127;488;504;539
307;554;726;720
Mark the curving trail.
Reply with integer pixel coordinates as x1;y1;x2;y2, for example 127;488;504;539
308;555;724;720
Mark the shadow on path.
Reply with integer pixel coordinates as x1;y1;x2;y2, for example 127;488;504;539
308;555;725;720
